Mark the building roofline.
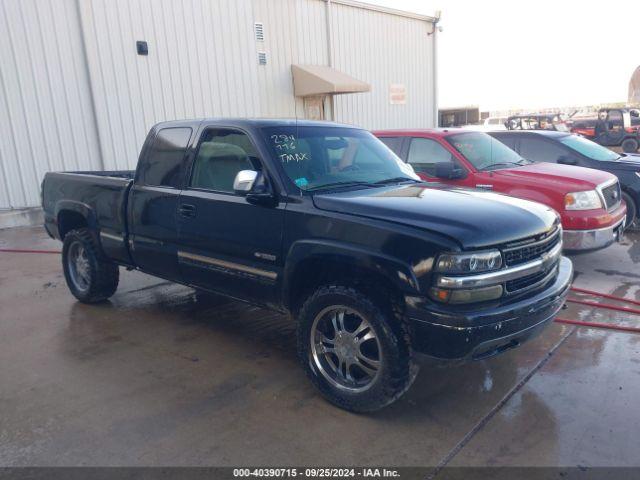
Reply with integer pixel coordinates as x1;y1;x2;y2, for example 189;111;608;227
325;0;439;23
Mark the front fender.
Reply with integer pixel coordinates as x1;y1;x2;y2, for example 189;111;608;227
503;188;555;209
282;239;420;309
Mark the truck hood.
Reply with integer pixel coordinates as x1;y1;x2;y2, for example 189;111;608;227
602;153;640;172
313;184;558;249
492;163;614;192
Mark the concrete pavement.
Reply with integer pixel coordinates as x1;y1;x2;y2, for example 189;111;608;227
1;226;639;468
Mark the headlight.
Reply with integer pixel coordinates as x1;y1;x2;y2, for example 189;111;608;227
564;190;602;210
435;250;502;274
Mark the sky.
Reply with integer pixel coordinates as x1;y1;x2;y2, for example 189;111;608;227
365;0;640;112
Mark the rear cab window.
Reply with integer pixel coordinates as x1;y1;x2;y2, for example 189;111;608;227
137;127;192;188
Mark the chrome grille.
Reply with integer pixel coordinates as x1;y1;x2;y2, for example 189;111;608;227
600;181;621;211
503;226;561;267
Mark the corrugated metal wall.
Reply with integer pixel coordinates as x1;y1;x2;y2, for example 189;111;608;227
0;0;102;209
331;2;435;129
0;0;435;209
78;0;333;171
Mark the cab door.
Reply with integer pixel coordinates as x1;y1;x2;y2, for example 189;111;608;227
128;126;193;280
177;127;285;306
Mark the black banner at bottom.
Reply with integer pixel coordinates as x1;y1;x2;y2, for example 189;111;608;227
1;467;639;480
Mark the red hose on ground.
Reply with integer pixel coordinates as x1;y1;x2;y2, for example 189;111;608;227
0;248;61;254
555;317;640;334
570;286;640;307
566;298;640;316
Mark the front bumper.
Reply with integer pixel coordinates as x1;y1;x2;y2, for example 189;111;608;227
563;216;625;251
405;256;573;361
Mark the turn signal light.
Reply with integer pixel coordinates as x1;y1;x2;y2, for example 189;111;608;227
429;285;503;304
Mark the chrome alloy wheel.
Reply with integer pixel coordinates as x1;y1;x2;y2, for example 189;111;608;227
310;306;382;392
68;241;90;292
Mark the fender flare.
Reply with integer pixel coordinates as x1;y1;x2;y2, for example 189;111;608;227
281;239;420;309
54;200;98;233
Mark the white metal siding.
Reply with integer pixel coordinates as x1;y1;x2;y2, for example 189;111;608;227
1;0;435;209
331;2;435;129
78;0;266;170
252;0;328;119
0;0;102;209
79;0;335;171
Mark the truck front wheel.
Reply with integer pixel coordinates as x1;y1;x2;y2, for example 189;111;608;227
297;286;417;412
62;228;119;303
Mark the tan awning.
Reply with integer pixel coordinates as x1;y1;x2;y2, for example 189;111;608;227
291;64;370;97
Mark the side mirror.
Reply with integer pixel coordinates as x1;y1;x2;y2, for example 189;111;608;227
557;155;577;165
434;162;465;179
233;170;258;194
234;170;276;206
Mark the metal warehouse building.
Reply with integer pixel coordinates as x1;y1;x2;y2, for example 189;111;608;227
0;0;439;212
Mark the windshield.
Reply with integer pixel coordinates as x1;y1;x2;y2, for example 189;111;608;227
262;126;418;191
446;132;529;170
559;135;620;161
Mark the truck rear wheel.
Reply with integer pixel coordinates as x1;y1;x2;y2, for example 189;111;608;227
62;228;119;303
622;138;639;153
297;285;417;412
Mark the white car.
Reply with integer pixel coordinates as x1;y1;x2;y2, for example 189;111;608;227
483;116;507;130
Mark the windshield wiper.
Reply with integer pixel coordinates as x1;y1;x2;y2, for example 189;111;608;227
306;181;376;192
480;162;523;171
372;177;422;185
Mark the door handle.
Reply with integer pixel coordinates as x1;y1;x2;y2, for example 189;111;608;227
178;203;197;218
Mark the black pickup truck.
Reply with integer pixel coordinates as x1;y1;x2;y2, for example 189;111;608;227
42;119;572;412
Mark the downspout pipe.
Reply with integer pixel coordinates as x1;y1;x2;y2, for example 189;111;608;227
430;11;442;128
324;0;335;121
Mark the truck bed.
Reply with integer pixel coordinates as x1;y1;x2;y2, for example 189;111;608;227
42;170;135;264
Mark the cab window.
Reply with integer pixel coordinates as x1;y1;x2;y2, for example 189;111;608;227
138;127;192;188
377;137;404;156
407;138;455;176
519;138;567;163
190;129;259;193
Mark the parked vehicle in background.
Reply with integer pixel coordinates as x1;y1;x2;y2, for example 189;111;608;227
375;129;626;252
42;119;573;412
506;114;569;132
483;116;508;130
569;108;640;153
489;130;640;229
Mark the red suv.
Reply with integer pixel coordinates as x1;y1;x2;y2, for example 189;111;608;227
374;129;627;252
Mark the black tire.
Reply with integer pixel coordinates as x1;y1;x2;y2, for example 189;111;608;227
62;228;119;303
297;285;417;412
622;191;638;231
621;138;639;153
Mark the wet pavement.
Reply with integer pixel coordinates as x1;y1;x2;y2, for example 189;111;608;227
1;226;639;468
